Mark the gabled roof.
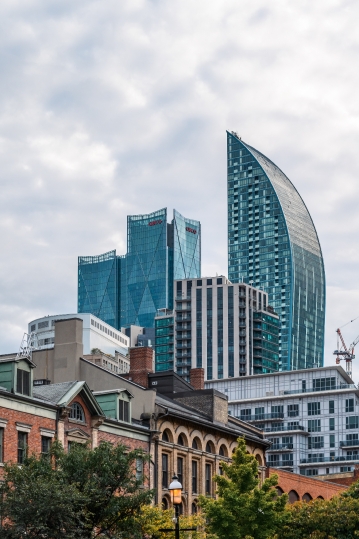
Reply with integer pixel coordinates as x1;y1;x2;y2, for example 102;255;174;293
33;381;104;417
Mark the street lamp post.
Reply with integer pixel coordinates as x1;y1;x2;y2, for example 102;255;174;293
168;475;182;539
157;474;196;539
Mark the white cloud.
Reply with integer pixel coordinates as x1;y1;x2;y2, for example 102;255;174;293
0;0;359;380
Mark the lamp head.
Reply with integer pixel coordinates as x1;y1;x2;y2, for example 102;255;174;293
168;474;182;505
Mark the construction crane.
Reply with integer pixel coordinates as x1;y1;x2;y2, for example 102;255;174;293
333;317;359;378
15;332;38;361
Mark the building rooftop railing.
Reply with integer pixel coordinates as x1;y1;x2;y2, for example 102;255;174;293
268;461;294;468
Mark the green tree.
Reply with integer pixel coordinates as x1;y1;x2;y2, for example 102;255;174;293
199;437;288;539
137;504;205;539
0;441;154;538
277;494;359;539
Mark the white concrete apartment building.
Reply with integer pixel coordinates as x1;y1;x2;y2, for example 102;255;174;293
28;313;130;373
173;276;279;380
206;365;359;477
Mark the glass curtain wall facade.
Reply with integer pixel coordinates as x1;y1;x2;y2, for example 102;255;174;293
78;251;118;328
227;131;325;371
78;209;201;331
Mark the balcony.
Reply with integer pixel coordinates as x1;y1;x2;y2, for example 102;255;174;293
247;412;284;422
283;383;356;396
299;455;359;465
340;440;359;449
176;315;191;322
176;352;191;358
175;295;192;301
176;333;191;340
269;443;293;452
262;424;307;434
268;461;294;469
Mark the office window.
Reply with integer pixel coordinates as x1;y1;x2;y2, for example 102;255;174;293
255;407;264;419
0;428;3;463
306;469;318;476
329;401;335;414
192;460;198;493
308;402;321;416
177;457;183;486
330;435;335;448
346;399;354;413
346;434;359;442
162;454;168;488
119;400;130;422
329;418;335;431
308;419;321;432
313;377;336;391
18;432;27;464
16;369;30;396
41;436;51;456
271;405;283;417
69;402;85;422
346;416;359;430
205;463;212;495
308;436;324;450
287;404;299;417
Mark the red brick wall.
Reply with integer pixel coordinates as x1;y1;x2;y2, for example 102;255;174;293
266;467;347;501
0;405;56;474
127;347;154;388
190;368;204;390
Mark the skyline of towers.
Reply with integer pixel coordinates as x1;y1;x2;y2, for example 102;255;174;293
227;131;325;371
78;208;201;330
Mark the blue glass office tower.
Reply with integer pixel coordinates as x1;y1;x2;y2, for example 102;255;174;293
78;208;201;329
227;131;325;371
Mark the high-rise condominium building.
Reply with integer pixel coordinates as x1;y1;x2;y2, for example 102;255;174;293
78;208;201;330
227;131;325;371
155;276;279;380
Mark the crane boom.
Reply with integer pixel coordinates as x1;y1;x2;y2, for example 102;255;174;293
333;321;359;379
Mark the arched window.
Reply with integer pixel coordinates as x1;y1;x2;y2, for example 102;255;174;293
219;445;227;457
276;486;284;496
255;454;263;466
302;493;313;502
191;502;197;514
317;495;324;500
192;438;198;449
206;441;213;453
69;402;85;422
162;430;170;442
288;490;299;504
162;497;169;510
178;434;185;446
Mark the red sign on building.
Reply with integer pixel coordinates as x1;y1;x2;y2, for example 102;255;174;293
148;220;163;226
186;227;197;234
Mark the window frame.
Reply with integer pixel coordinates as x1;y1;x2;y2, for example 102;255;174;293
18;431;28;464
69;402;85;423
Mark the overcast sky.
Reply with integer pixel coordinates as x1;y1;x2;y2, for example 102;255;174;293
1;0;359;380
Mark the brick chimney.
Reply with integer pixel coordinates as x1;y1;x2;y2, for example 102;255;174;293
190;368;204;390
126;347;154;388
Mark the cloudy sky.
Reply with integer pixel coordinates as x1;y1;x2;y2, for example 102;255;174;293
1;0;359;379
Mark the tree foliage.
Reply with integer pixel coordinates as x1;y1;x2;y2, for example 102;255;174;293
276;494;359;539
0;441;154;538
199;437;288;539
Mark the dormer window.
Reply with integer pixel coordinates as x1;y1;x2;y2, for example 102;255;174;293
17;369;30;396
69;403;85;423
119;399;130;422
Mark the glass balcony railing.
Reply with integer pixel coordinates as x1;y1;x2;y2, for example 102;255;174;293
263;424;306;433
340;440;359;447
284;384;356;395
300;455;359;464
269;443;293;451
268;461;294;468
246;412;284;422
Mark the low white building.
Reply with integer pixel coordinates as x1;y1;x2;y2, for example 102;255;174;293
28;313;129;357
206;365;359;478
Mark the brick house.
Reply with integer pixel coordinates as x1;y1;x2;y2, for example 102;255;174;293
0;355;150;483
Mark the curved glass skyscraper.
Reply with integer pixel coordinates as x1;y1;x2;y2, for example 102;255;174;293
78;208;201;330
227;131;325;371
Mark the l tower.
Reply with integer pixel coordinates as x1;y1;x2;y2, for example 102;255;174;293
227;131;325;371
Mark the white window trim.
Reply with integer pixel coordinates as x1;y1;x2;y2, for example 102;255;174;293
40;428;55;438
16;422;32;433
